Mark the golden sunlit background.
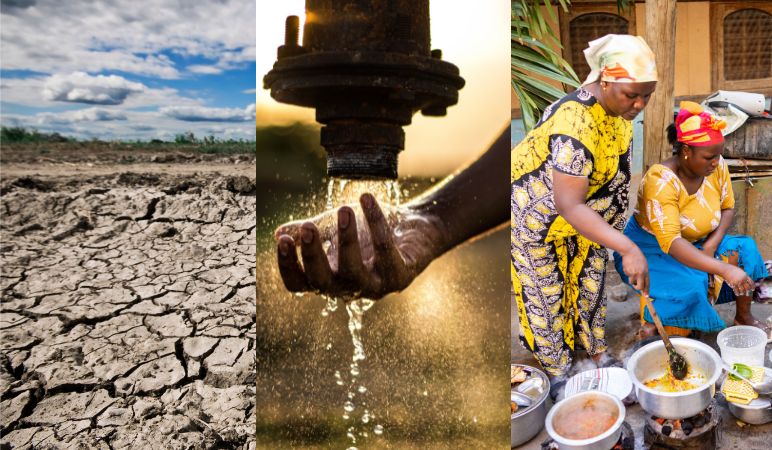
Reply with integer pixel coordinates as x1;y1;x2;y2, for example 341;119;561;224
256;1;511;448
256;0;510;177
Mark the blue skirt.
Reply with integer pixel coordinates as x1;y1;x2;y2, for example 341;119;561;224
613;217;768;332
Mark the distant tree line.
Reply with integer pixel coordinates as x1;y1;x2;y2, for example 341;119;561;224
0;126;256;145
1;126;72;143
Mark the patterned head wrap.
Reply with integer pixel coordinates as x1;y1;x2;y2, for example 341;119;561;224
675;101;727;146
582;34;658;86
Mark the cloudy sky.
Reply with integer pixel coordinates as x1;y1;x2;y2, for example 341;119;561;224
258;1;510;176
0;0;256;141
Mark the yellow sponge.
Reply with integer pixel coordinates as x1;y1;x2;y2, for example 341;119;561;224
722;366;764;405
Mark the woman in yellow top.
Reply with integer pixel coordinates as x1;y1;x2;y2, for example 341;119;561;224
614;102;768;337
512;34;655;394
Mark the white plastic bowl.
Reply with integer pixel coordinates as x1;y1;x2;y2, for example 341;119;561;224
717;325;766;367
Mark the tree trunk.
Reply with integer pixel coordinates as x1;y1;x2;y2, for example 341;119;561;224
644;0;678;172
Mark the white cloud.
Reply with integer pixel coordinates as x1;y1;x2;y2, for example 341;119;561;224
42;72;145;105
38;107;127;124
1;76;202;110
0;0;255;77
160;104;256;122
188;65;223;75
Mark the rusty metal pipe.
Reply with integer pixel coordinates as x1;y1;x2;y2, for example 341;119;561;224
263;0;464;179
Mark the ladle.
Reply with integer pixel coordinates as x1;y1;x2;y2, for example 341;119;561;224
642;293;688;379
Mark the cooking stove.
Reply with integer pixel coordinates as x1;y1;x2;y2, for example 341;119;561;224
539;421;634;450
644;400;721;449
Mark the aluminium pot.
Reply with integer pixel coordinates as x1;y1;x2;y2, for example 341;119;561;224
627;338;722;419
511;364;550;447
545;390;625;450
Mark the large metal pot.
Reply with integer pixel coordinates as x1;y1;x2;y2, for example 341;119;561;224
627;338;722;419
545;390;625;450
511;364;550;447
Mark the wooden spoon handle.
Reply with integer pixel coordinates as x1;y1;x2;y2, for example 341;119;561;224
642;294;674;351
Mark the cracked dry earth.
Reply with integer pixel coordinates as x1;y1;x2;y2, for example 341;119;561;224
0;168;256;449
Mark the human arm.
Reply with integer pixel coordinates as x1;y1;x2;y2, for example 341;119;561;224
274;126;510;299
668;236;753;295
552;171;649;294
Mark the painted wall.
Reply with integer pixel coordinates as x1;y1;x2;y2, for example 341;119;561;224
634;1;712;97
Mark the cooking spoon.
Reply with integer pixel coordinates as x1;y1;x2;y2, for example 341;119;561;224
642;293;689;379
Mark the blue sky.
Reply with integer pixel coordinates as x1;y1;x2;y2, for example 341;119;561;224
0;0;256;141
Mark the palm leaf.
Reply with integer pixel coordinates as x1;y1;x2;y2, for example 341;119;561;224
511;0;578;131
511;0;631;132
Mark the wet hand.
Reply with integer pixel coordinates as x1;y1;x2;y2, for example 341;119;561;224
621;244;649;295
274;193;447;300
723;265;754;297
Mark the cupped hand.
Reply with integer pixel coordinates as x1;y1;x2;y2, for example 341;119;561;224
621;244;650;295
723;265;754;296
274;193;448;300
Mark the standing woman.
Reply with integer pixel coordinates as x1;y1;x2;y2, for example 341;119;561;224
512;35;655;396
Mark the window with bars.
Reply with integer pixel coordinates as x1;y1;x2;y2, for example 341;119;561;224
569;13;629;83
723;9;772;81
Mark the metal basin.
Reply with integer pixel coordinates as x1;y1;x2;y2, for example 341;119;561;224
627;338;722;419
545;390;625;450
511;364;549;447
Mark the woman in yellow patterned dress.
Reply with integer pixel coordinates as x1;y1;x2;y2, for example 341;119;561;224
613;102;767;338
512;35;656;396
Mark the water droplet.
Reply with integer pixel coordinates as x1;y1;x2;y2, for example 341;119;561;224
344;401;355;413
473;416;478;423
350;366;360;377
358;385;367;394
321;309;329;317
373;424;384;435
325;343;332;350
422;390;428;396
293;292;305;298
343;413;350;420
361;411;370;423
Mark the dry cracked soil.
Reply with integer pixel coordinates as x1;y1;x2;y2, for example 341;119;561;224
0;145;256;449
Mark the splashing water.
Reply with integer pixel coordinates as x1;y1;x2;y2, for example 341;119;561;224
321;178;400;447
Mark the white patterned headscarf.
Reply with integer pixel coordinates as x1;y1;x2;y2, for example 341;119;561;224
582;34;658;86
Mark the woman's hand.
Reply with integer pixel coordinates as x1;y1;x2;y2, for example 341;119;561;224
722;265;755;296
274;193;448;300
620;244;650;295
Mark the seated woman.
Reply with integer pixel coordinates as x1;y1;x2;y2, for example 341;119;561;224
614;101;769;339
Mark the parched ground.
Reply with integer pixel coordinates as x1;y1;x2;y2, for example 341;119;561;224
0;145;256;449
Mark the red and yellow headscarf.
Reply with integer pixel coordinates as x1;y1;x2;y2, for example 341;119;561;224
675;101;727;146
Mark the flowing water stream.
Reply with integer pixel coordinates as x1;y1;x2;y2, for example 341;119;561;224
323;178;401;449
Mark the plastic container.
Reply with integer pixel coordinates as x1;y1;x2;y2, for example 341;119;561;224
717;326;766;367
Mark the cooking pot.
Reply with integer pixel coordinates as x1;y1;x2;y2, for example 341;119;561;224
511;364;550;447
627;338;722;419
545;390;625;450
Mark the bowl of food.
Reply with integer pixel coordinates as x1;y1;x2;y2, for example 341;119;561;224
627;338;722;419
511;364;550;447
545;390;625;450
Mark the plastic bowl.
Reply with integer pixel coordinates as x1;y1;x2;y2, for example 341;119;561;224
717;326;766;367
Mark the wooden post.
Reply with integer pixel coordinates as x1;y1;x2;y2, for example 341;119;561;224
643;0;677;172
